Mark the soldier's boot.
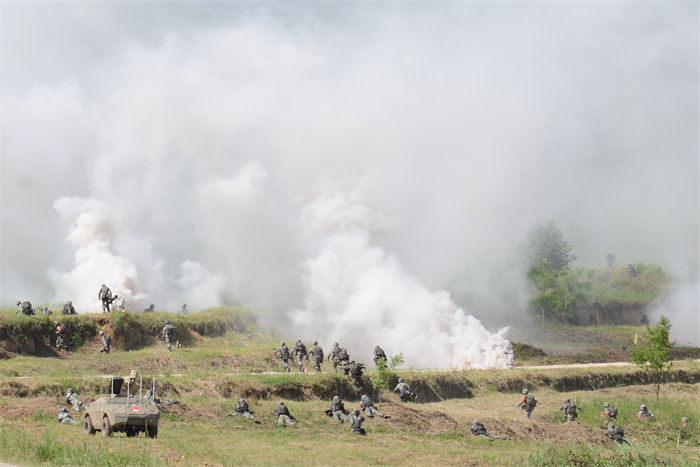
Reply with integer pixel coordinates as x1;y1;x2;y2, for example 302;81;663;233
526;411;531;420
168;342;172;351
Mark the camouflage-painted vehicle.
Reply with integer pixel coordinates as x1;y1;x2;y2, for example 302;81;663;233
84;371;160;438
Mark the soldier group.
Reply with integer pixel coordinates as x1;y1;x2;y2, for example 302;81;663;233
57;387;84;425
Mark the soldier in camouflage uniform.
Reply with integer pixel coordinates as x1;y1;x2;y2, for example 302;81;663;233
360;394;388;418
62;301;76;315
518;388;537;420
637;404;655;420
39;307;52;315
16;300;35;316
470;420;504;439
57;407;78;424
559;398;582;422
275;341;291;372
98;330;111;354
603;402;618;423
342;361;365;390
326;395;349;423
227;398;260;423
292;339;308;372
604;423;629;445
98;284;113;313
55;321;68;351
393;378;415;402
347;409;366;435
336;347;350;367
373;345;387;365
308;341;324;372
65;388;83;411
144;304;155;313
327;342;341;372
162;320;176;351
274;401;296;427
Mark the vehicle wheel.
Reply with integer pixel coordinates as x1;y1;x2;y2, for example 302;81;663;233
102;416;112;437
84;415;96;435
146;425;158;439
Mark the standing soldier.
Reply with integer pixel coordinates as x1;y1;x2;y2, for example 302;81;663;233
181;304;188;313
325;395;349;423
347;409;366;435
292;339;308;372
98;284;114;313
518;388;537;420
275;342;291;372
373;345;387;365
65;388;83;411
342;361;365;391
16;300;35;316
161;320;176;351
559;398;582;422
98;330;111;354
308;341;324;372
55;321;68;351
604;423;630;445
336;347;350;367
603;402;618;423
62;301;76;315
274;401;296;427
393;378;415;402
360;394;388;418
328;342;341;372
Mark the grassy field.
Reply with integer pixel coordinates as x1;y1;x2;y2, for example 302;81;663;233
1;309;698;465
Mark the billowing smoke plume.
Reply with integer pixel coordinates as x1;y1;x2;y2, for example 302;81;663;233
1;4;697;367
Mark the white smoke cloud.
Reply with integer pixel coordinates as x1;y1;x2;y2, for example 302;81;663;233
1;4;697;367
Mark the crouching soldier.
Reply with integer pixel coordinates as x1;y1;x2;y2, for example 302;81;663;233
347;409;366;435
274;401;296;427
518;388;537;420
57;408;78;425
98;330;111;354
393;378;415;402
65;388;83;411
637;404;655;420
360;394;389;418
470;420;504;439
603;402;618;423
325;395;349;423
604;423;630;445
226;398;260;423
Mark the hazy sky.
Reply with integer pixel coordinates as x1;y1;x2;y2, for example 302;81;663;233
0;3;697;354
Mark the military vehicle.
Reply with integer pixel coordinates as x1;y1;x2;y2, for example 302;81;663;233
83;370;160;438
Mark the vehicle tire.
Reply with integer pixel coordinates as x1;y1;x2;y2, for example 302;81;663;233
102;415;112;437
84;415;96;435
146;425;158;439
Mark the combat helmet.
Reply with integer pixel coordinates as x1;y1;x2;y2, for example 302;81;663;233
99;330;104;335
332;395;339;403
522;388;529;395
353;409;360;415
604;402;610;407
640;404;646;410
398;378;404;383
165;320;170;324
313;341;318;345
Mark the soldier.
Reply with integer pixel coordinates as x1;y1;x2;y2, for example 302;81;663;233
62;301;76;315
98;330;111;354
393;378;415;403
292;339;308;372
144;304;155;313
470;420;504;439
373;345;387;365
360;394;388;418
162;320;176;351
347;408;366;435
275;341;291;372
604;423;630;445
327;342;341;372
559;398;582;422
40;307;53;315
98;284;113;313
181;304;188;314
603;402;618;423
626;264;638;279
336;347;350;367
518;388;537;420
16;300;35;316
325;395;349;423
308;341;324;372
65;388;83;411
57;407;78;425
144;389;161;405
226;398;260;423
681;417;690;429
274;401;296;427
637;404;655;420
55;321;68;351
342;360;365;390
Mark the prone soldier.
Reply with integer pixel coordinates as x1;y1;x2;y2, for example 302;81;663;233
604;423;630;445
274;401;296;427
360;394;388;418
226;398;260;423
57;407;78;425
470;420;504;439
637;404;655;420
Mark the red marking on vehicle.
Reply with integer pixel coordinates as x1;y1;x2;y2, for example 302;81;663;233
131;406;142;414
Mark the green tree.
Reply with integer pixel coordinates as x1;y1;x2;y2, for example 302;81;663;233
630;316;674;399
370;353;403;401
527;221;575;272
